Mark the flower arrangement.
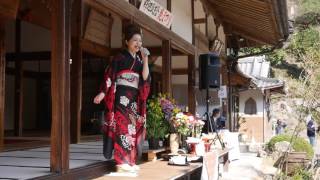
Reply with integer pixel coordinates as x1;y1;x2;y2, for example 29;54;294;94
148;93;205;137
159;94;176;121
171;112;192;136
171;112;205;137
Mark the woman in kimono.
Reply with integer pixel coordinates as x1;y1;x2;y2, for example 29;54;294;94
94;24;150;172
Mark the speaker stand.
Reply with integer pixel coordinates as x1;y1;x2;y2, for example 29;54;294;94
205;85;225;149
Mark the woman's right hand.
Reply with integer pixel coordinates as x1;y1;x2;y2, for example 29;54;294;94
93;92;105;104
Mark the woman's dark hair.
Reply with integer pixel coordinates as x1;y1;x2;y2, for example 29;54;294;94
124;23;141;42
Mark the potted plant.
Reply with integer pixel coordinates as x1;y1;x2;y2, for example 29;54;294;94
158;94;180;153
146;95;169;149
148;93;205;153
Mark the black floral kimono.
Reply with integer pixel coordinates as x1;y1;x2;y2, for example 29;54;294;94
100;49;151;165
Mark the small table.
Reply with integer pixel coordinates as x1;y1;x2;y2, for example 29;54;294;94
217;148;230;172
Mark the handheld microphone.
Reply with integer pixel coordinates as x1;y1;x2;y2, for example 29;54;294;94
140;47;150;56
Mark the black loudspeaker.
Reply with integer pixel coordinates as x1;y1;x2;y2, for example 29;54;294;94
199;53;220;90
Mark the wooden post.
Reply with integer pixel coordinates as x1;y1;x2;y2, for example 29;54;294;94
36;61;41;129
167;0;171;11
188;55;196;114
191;0;195;45
227;65;232;131
50;0;71;173
70;0;83;144
0;20;5;151
14;19;23;136
167;0;171;30
205;14;208;36
162;40;172;95
188;0;196;114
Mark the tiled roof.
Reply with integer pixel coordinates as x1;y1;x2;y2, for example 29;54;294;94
237;56;284;90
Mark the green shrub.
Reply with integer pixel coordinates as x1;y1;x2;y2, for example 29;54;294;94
292;168;313;180
267;134;314;158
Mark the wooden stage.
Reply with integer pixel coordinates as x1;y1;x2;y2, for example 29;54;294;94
94;149;231;180
94;160;203;180
0;141;106;179
0;139;230;180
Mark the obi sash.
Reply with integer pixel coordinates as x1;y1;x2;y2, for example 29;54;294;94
116;71;139;89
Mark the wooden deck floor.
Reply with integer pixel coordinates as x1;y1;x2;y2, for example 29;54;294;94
94;160;202;180
0;141;105;180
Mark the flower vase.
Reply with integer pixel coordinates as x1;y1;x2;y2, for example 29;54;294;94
195;125;202;138
180;134;188;150
170;133;179;154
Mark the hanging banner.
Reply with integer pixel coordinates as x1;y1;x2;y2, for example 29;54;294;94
218;85;227;99
139;0;173;28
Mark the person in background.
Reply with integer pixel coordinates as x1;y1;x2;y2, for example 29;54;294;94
216;111;226;130
306;114;316;147
275;119;285;135
202;108;220;133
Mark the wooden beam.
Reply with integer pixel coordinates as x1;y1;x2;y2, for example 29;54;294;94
224;23;274;46
152;66;188;75
6;67;50;79
194;28;209;53
148;47;183;56
0;1;19;20
267;0;281;40
212;0;269;16
19;0;51;29
70;0;83;144
219;13;273;31
84;0;195;55
6;51;51;61
7;67;109;80
162;40;172;95
188;55;196;114
199;0;222;24
194;18;206;24
231;28;274;45
14;19;23;137
207;0;279;45
172;68;188;75
81;42;184;57
81;38;110;58
211;2;270;20
5;46;183;62
6;51;96;61
0;20;5;151
50;0;71;173
200;0;278;45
